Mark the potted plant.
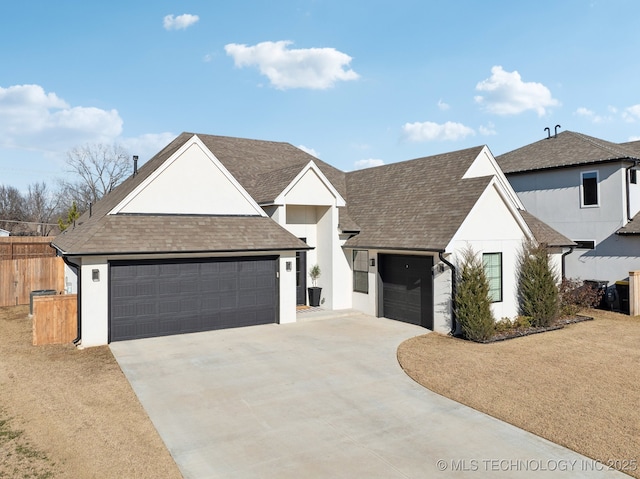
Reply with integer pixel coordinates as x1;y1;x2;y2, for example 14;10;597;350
308;264;322;307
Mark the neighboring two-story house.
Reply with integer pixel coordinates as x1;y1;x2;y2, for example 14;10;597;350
496;130;640;309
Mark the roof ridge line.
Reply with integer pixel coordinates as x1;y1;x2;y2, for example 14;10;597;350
571;131;637;159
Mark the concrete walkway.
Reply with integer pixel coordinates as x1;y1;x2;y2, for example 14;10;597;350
111;313;624;479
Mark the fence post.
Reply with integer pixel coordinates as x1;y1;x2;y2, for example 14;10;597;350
630;271;640;316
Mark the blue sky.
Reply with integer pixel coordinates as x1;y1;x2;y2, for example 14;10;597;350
1;0;640;191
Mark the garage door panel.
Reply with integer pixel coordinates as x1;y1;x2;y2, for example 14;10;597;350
135;302;157;316
135;264;159;278
136;281;157;297
380;254;433;330
159;299;181;313
180;279;199;294
201;296;220;310
110;257;278;341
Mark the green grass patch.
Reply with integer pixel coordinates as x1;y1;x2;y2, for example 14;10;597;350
0;412;56;479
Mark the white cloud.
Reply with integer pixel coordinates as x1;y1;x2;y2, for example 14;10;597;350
224;40;359;90
402;121;475;142
575;106;613;123
629;136;640;141
479;122;497;136
437;99;450;111
297;144;319;157
354;158;384;169
0;84;123;151
623;104;640;122
474;66;559;116
163;14;199;30
576;107;595;117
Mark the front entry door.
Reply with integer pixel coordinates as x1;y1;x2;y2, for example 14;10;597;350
296;238;307;305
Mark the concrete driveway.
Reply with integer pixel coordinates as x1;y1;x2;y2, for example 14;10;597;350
111;313;623;479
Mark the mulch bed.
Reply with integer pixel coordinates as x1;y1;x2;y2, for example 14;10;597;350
474;315;593;343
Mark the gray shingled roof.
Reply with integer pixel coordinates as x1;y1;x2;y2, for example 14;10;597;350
617;211;640;235
519;211;576;247
53;133;569;256
53;215;309;255
343;146;490;252
195;133;363;232
620;139;640;157
52;133;311;255
496;131;640;174
195;133;347;203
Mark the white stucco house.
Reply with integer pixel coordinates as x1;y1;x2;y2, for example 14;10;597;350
496;130;640;311
52;133;573;346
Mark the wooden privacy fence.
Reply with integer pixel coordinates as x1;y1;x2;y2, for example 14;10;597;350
0;236;57;260
0;256;66;307
32;294;77;345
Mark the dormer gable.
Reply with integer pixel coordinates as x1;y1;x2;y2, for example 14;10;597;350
275;160;346;207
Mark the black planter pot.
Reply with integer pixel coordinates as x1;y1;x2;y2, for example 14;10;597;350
308;287;322;307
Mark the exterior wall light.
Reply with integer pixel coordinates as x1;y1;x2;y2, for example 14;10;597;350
92;269;100;282
286;261;292;272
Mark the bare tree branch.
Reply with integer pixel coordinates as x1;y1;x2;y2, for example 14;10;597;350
60;143;132;212
26;182;63;235
0;185;27;234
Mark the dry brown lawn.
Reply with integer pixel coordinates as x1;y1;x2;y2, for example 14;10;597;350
0;305;183;479
398;309;640;478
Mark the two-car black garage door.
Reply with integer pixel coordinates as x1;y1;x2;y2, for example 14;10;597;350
109;256;278;342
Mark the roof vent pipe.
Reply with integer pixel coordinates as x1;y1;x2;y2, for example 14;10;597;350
133;155;138;176
544;127;551;139
554;124;561;138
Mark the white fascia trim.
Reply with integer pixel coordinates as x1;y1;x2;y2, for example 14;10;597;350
445;178;535;251
487;177;535;241
274;160;346;207
463;146;525;210
108;134;266;217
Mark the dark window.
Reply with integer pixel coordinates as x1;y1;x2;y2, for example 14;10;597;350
574;240;595;250
581;171;599;206
483;253;502;303
630;169;637;184
353;250;369;293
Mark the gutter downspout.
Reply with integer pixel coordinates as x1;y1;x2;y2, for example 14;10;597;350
625;161;639;222
61;255;81;345
438;252;457;336
561;247;574;280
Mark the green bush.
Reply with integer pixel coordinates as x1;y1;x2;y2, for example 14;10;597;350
516;240;559;327
494;317;513;333
455;246;495;341
513;315;532;329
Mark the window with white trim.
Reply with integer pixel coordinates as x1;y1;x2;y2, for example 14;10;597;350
581;171;599;207
353;250;369;294
483;252;502;303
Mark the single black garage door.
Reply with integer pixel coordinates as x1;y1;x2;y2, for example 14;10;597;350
109;256;278;341
379;254;433;329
